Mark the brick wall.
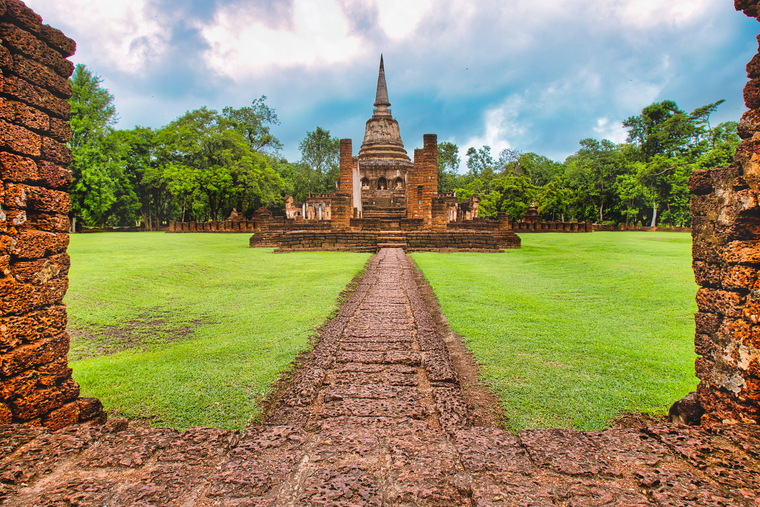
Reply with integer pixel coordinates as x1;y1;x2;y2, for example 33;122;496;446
330;194;352;230
683;0;760;425
405;231;520;252
338;139;353;201
259;230;521;253
167;220;258;232
0;0;105;428
405;135;438;227
431;195;448;231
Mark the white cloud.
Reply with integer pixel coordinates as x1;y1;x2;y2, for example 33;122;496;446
463;95;527;154
200;0;363;79
376;0;433;39
614;0;708;28
24;0;165;73
593;118;629;144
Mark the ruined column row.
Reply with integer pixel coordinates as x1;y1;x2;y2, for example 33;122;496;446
0;0;105;428
686;0;760;425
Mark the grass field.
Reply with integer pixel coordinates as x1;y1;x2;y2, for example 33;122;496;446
412;231;698;431
66;233;370;429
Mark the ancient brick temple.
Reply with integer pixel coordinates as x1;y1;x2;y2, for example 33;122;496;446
0;0;105;428
249;57;525;252
686;0;760;425
342;55;436;222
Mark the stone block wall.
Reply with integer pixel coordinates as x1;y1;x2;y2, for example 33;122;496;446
405;231;521;252
167;219;258;233
0;0;105;428
685;0;760;425
338;139;354;200
431;195;448;231
406;134;438;226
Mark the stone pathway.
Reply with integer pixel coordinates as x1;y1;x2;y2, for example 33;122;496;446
1;248;759;506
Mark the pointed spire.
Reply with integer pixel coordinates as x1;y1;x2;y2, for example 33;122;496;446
374;54;390;108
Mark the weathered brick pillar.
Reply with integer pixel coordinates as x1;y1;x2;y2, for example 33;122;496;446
497;212;511;231
407;148;423;221
0;0;105;428
421;134;438;229
430;195;447;231
685;0;760;425
330;194;352;231
338;139;353;198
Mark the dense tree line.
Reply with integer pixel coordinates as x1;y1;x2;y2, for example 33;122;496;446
438;100;740;226
67;65;338;229
69;64;739;229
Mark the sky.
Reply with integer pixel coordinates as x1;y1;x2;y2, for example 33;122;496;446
23;0;760;168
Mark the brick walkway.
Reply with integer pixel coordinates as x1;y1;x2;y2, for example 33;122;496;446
1;248;759;506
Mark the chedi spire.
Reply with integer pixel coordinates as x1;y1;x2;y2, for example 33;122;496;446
374;54;390;109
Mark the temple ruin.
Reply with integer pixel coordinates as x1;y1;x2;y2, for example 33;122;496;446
0;0;105;427
247;57;527;252
1;0;759;440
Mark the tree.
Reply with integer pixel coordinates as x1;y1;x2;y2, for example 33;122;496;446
519;152;563;187
222;96;283;154
490;174;536;220
437;141;460;193
538;178;572;221
69;64;117;150
298;127;340;194
465;145;496;180
623;99;727;162
614;172;645;226
563;139;624;222
160;107;281;221
68;64;130;229
116;127;171;229
623;100;693;161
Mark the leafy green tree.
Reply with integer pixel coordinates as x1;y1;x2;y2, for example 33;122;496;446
519;152;563;187
160;107;280;221
538;178;572;221
68;64;139;228
69;64;117;151
298;127;340;194
465;145;496;180
114;127;171;229
697;121;741;169
624;100;695;161
437;141;460;193
614;172;645;226
222;96;282;154
490;174;536;220
563;139;624;222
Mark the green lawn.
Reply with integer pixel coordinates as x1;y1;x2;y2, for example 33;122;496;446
67;232;697;431
411;231;698;431
66;232;369;429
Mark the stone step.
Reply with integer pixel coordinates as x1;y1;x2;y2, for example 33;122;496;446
377;242;407;248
